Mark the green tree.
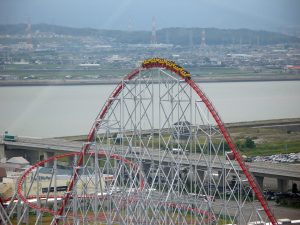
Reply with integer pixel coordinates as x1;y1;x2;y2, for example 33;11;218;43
244;137;256;149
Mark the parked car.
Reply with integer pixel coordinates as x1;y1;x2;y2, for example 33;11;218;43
172;147;189;155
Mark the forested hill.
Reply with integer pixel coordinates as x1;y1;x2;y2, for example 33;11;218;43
0;24;299;45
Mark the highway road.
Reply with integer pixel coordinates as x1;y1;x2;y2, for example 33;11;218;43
2;136;300;181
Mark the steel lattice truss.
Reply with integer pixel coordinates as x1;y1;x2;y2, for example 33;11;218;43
1;61;277;225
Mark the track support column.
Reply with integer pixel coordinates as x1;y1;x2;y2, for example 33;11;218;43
255;176;264;190
277;179;288;192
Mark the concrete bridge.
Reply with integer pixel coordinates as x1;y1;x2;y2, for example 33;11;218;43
1;136;300;192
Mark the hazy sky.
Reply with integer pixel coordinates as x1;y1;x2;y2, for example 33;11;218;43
0;0;299;31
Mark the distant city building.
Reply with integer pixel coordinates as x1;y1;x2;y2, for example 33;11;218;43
105;55;129;62
200;29;206;48
151;17;157;45
285;65;300;74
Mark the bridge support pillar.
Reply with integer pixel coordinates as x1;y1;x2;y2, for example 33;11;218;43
277;178;289;192
195;166;205;185
0;144;5;162
255;176;264;190
44;152;54;167
197;167;205;181
142;162;151;178
187;166;205;183
162;164;171;179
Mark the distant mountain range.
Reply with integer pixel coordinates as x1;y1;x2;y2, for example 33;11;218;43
0;24;299;45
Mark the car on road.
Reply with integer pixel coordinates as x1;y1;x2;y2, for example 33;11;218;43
171;147;189;155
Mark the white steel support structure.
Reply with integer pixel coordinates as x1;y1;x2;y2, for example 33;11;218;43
2;60;277;225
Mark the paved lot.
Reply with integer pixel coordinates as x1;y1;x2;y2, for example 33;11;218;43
268;201;300;220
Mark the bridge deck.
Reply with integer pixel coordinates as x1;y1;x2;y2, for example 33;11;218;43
2;137;300;181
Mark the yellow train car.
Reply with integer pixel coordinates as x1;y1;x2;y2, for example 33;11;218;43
142;58;191;78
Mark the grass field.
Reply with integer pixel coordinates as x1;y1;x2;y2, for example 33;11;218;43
227;118;300;157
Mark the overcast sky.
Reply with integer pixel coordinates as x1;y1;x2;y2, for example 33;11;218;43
0;0;299;31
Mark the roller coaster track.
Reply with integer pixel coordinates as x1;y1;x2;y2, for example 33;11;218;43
3;58;277;225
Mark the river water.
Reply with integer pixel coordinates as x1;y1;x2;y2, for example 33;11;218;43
0;81;299;138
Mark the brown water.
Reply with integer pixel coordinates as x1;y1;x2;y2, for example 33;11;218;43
0;81;299;138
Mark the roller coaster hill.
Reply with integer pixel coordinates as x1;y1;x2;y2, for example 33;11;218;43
0;58;278;225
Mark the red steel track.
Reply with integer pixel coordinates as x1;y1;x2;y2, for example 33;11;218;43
143;61;278;225
14;60;277;224
16;152;215;223
17;151;144;216
54;68;141;224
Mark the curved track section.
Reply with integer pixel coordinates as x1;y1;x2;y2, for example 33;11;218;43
16;152;215;224
58;58;276;224
55;68;141;223
17;152;144;215
141;58;277;224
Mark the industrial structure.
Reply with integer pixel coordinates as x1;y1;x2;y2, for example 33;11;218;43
151;17;157;45
0;58;277;224
200;29;206;48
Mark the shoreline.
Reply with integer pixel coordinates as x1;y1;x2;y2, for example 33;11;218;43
59;117;300;141
1;76;300;86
